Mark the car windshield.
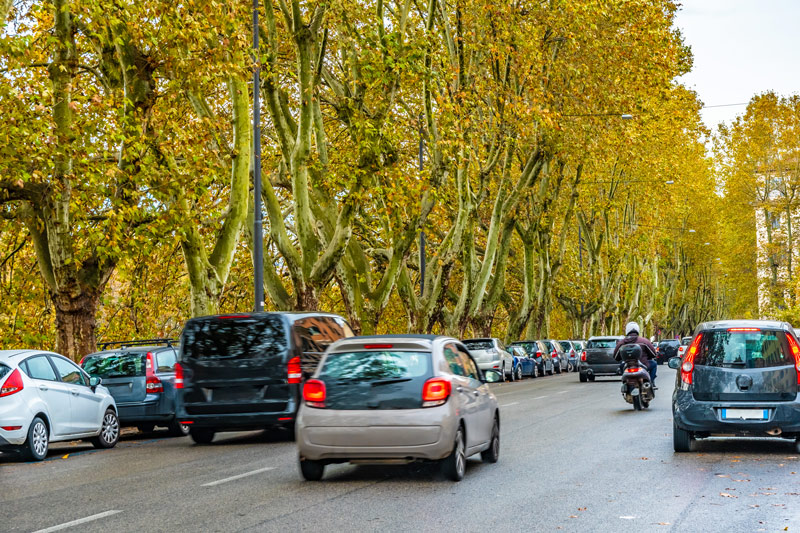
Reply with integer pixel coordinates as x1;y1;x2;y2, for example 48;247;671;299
587;339;616;349
463;340;493;351
695;329;792;369
319;351;431;381
82;352;145;378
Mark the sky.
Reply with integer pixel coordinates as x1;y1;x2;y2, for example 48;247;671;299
674;0;800;131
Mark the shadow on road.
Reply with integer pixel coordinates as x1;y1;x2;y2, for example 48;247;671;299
318;457;492;483
691;437;799;455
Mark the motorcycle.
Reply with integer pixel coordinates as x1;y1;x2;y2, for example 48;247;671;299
618;344;654;411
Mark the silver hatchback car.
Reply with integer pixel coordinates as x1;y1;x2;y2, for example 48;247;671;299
296;335;501;481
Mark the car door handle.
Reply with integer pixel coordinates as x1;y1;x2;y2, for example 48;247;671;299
473;391;480;397
38;385;48;391
456;386;464;393
70;388;79;396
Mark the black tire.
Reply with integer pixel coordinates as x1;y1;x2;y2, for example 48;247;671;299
190;427;216;444
509;363;516;382
515;365;523;381
547;367;554;376
532;364;538;378
441;426;467;481
633;395;643;411
588;374;595;382
555;363;562;375
673;420;694;452
137;423;155;434
167;418;190;437
299;457;325;481
579;372;588;383
91;409;120;449
22;416;49;461
481;417;500;464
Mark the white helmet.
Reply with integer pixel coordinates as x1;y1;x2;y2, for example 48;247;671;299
625;321;640;336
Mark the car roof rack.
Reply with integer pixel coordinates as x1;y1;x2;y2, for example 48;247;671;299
96;338;178;351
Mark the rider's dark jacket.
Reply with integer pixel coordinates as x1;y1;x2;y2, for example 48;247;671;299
613;333;657;366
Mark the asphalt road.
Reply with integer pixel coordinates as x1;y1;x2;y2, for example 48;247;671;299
3;367;800;532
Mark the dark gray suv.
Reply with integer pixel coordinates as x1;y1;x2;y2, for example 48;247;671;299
670;320;800;452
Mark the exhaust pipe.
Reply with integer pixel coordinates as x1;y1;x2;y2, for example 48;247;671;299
767;428;782;436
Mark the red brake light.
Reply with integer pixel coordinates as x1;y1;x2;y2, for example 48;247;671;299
0;369;23;397
303;379;326;408
145;352;163;393
1;426;22;431
174;362;184;389
79;356;86;365
581;351;586;362
536;351;542;358
727;327;761;332
625;367;641;373
786;334;800;385
681;333;703;385
288;356;302;384
363;344;393;350
422;377;451;407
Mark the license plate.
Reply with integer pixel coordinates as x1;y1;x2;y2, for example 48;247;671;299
721;408;768;420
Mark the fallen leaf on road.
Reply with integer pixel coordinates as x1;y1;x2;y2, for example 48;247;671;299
578;508;587;511
730;460;741;463
569;515;578;518
716;474;730;478
657;523;671;526
720;493;737;498
62;454;69;459
640;457;649;460
750;505;760;508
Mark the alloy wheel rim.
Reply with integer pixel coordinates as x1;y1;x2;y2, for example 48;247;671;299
102;413;119;443
32;421;47;457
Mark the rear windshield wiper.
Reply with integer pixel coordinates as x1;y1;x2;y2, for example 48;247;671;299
371;377;412;387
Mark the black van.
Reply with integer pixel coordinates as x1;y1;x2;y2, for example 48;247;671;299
175;312;354;444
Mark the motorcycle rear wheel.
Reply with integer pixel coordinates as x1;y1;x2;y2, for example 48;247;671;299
633;395;643;411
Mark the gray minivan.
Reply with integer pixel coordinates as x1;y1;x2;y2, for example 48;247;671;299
579;336;624;382
670;320;800;452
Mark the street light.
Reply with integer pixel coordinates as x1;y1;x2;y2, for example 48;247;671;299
252;0;264;312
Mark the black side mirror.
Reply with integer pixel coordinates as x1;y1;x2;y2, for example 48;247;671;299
668;357;680;370
89;376;102;390
483;369;503;383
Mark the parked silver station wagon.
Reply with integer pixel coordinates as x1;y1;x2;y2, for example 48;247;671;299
296;335;501;481
670;320;800;452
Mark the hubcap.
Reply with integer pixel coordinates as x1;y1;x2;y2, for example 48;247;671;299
32;421;48;457
102;413;119;443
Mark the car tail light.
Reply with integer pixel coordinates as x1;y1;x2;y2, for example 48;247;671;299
303;379;326;408
536;351;542;358
0;369;23;397
680;334;703;385
786;334;800;385
145;352;163;393
581;351;586;362
552;350;557;358
288;356;302;384
174;362;184;389
363;344;393;350
79;356;86;365
422;377;451;407
1;426;22;431
727;327;761;332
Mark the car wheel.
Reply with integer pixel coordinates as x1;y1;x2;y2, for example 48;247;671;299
22;417;49;461
167;418;191;437
91;409;120;449
299;457;325;481
555;363;562;374
509;364;516;382
547;366;554;376
481;417;500;464
442;426;466;481
588;374;595;382
673;420;694;452
137;423;155;434
190;428;216;444
579;372;588;383
515;366;523;381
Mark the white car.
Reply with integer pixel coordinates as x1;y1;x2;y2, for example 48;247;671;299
462;338;515;381
0;350;119;461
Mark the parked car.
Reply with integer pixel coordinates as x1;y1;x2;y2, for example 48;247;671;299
579;336;624;382
510;341;554;376
558;341;580;372
175;312;354;445
539;340;566;373
0;350;119;461
81;339;187;436
656;339;680;364
462;338;515;381
510;345;537;379
296;335;501;481
670;320;800;452
677;336;693;358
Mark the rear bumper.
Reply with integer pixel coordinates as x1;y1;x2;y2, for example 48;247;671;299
673;390;800;435
477;361;503;371
0;397;32;446
117;397;173;424
581;362;620;376
178;409;297;430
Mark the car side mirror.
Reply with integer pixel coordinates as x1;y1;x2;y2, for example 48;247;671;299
668;357;680;370
483;369;503;383
89;376;102;390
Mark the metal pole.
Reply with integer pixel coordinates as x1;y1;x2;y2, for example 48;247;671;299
418;118;425;297
578;224;584;315
253;0;264;312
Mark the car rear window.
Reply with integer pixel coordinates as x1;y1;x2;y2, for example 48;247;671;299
681;337;693;345
660;340;679;347
319;351;431;381
587;339;616;349
695;330;793;369
463;340;493;351
0;364;9;380
82;352;145;378
558;341;571;351
181;315;288;360
512;342;538;354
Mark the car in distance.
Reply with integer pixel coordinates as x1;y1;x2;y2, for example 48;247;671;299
671;320;800;452
558;340;581;372
81;339;188;436
462;338;515;381
656;339;680;365
0;350;119;461
677;336;693;359
510;345;537;379
296;335;501;481
509;341;553;376
176;312;354;445
579;336;624;382
539;340;566;374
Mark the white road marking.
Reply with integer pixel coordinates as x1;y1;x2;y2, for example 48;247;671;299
533;396;548;400
33;510;122;533
202;467;275;487
557;390;568;394
500;402;519;407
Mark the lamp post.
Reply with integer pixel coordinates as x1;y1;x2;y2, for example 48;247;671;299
418;116;426;297
252;0;264;312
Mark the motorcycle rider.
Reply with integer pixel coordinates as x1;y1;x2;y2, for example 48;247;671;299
613;322;658;389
